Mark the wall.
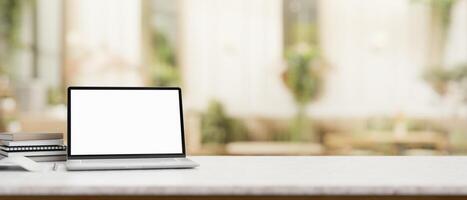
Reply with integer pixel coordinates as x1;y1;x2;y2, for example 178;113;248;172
181;0;467;119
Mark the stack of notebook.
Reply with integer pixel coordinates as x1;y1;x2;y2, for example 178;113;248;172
0;132;66;162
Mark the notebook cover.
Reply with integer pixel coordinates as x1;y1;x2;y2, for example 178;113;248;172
0;133;63;141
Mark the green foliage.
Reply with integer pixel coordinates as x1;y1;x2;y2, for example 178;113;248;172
414;0;464;101
47;87;64;105
153;30;176;67
434;0;457;29
421;0;457;29
201;100;249;144
412;0;458;47
450;64;467;81
0;0;30;76
412;0;458;69
149;31;180;86
0;64;6;75
290;23;318;48
0;0;26;48
150;62;180;87
282;44;324;141
424;63;467;101
424;67;452;95
283;44;322;106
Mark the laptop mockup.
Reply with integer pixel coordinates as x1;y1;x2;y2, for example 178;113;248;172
65;87;199;170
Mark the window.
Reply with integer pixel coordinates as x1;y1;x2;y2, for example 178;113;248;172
144;0;180;86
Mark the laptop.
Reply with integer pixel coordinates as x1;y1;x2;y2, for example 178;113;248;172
66;87;199;170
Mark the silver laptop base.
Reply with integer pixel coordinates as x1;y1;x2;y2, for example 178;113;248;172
66;157;199;171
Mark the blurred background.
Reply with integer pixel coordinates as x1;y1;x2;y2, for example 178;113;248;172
0;0;466;156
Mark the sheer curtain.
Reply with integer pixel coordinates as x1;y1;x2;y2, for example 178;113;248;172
180;0;289;118
65;0;143;86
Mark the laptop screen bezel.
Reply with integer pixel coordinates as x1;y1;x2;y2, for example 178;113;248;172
67;86;187;159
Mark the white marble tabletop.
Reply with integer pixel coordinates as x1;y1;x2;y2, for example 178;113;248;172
1;156;467;196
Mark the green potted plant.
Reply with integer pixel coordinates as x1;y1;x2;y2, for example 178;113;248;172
201;100;249;153
415;0;466;101
424;64;467;100
282;43;324;142
415;0;467;154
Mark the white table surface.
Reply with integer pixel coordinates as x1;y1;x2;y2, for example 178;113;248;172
1;156;467;196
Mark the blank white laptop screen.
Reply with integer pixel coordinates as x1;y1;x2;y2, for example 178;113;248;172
70;89;183;155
